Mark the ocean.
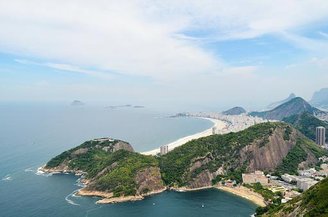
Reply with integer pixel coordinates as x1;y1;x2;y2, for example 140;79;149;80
0;103;257;217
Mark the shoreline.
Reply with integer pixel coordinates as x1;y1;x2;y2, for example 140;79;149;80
172;185;266;207
39;166;265;206
141;117;227;155
77;187;167;204
215;185;266;207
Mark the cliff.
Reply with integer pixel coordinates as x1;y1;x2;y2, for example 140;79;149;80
160;122;327;187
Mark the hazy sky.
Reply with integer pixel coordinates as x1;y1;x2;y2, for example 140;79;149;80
1;0;328;110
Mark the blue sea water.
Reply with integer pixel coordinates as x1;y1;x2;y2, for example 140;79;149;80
0;103;257;217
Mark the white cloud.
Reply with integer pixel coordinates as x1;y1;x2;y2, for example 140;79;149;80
1;0;328;81
15;59;113;79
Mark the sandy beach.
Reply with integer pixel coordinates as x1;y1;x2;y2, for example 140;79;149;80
215;185;266;207
141;118;227;155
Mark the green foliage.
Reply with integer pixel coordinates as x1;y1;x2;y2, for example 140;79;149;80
260;178;328;217
45;150;71;168
211;175;223;185
275;138;327;176
283;112;328;141
244;183;276;201
283;125;292;140
275;141;308;175
88;150;158;197
45;139;159;197
160;122;281;186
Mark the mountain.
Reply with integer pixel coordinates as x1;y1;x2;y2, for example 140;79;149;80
222;106;246;115
260;177;328;217
160;122;327;187
70;100;85;106
250;97;327;121
283;112;328;142
43;138;165;200
267;93;296;110
310;88;328;109
43;123;327;203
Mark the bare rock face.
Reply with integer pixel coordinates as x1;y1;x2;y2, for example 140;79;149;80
71;148;88;157
113;141;134;152
298;153;317;170
240;127;298;172
188;170;214;188
135;167;165;195
189;153;213;173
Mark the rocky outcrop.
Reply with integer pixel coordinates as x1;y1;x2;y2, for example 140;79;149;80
240;127;298;172
135;167;165;194
188;170;215;188
113;141;134;152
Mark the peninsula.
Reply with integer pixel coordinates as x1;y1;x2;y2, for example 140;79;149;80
42;122;328;208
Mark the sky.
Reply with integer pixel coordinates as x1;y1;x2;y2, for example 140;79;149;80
1;0;328;110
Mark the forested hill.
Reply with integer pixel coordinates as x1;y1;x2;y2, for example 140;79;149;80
283;112;328;142
160;122;327;188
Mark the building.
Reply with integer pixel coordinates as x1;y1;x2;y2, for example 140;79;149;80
160;145;169;155
212;127;217;135
297;178;318;191
281;174;300;183
242;171;269;186
316;126;326;147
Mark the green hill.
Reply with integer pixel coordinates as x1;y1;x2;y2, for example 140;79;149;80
44;138;164;197
44;123;327;201
283;112;328;142
160;122;327;187
260;178;328;217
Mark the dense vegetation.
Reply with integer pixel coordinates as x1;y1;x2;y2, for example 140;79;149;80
45;121;327;201
160;122;281;186
283;112;328;141
88;150;159;196
45;139;120;168
259;178;328;216
275;137;327;176
45;139;162;197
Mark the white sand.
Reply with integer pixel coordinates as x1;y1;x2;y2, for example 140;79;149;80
141;118;227;155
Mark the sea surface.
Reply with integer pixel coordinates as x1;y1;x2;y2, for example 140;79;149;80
0;103;257;217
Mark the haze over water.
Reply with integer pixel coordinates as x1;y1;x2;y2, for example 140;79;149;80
0;103;257;217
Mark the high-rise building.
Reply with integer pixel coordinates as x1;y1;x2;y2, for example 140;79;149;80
212;127;217;135
160;145;169;155
316;126;326;147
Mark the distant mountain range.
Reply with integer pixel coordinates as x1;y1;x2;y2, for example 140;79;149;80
266;93;296;110
250;97;328;121
310;88;328;110
222;106;246;115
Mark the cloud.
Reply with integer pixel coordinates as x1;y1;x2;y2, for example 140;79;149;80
0;0;223;81
1;0;328;81
15;59;113;79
